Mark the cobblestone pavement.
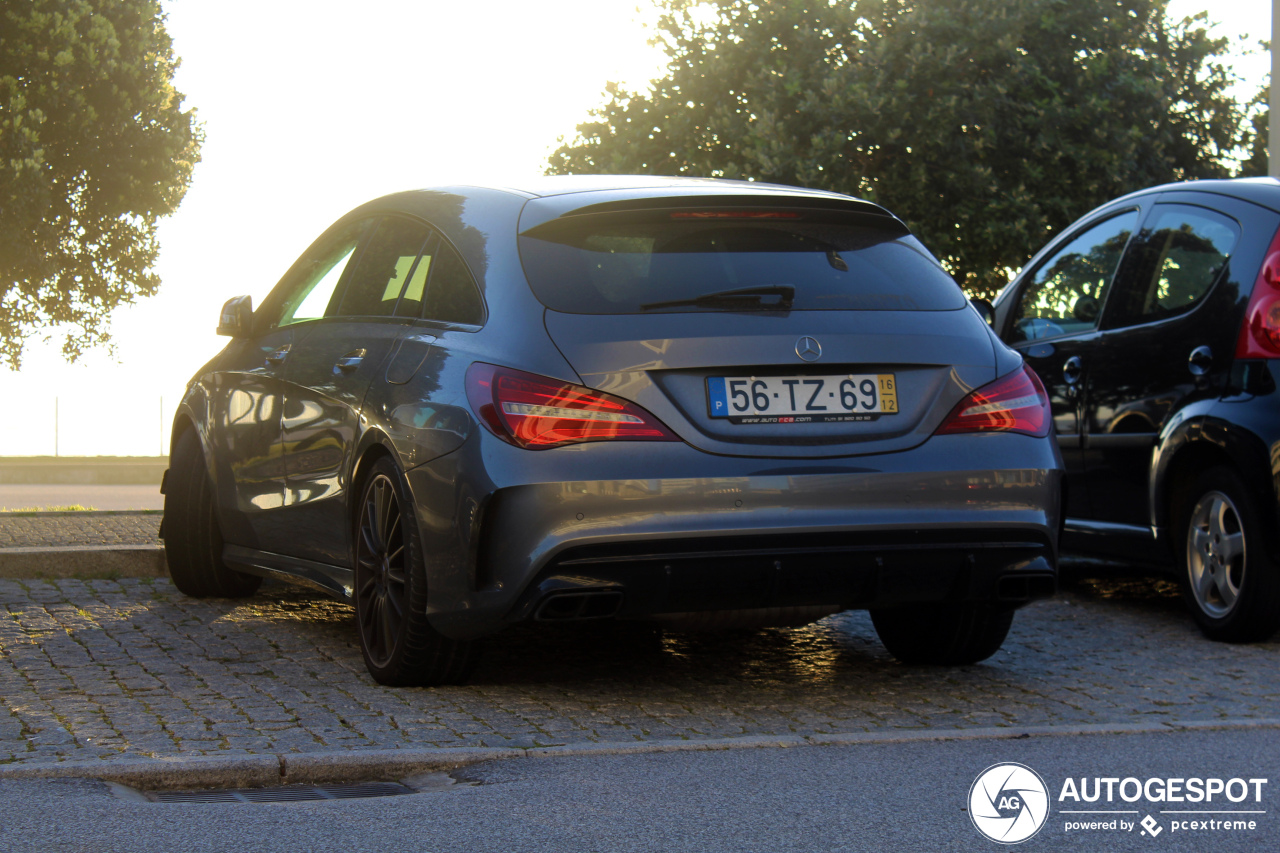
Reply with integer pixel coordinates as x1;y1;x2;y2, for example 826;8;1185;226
0;512;161;549
0;571;1276;766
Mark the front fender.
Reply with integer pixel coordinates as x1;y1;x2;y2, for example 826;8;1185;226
171;385;217;486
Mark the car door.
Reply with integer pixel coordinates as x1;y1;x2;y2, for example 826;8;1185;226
278;215;438;566
1080;200;1244;528
997;208;1144;520
208;218;367;552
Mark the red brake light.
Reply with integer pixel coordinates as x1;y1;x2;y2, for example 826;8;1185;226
935;364;1051;437
465;363;679;449
1235;226;1280;359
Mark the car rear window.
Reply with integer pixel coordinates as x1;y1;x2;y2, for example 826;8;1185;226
517;217;966;313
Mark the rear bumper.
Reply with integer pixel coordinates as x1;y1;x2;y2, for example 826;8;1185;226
511;529;1056;625
407;431;1063;639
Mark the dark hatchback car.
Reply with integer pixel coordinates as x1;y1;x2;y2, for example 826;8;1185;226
992;178;1280;642
163;176;1062;685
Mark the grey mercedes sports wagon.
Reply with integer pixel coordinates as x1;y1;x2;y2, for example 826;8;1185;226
162;176;1063;685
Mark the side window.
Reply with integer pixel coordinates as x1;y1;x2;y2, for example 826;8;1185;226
1010;211;1139;342
421;239;485;325
394;233;439;318
1105;205;1240;328
334;217;432;317
276;220;368;326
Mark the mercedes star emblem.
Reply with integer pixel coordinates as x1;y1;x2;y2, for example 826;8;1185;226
795;336;822;362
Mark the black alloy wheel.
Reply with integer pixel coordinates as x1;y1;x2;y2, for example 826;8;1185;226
352;455;476;686
355;471;408;670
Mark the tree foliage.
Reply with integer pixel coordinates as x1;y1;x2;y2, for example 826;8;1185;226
0;0;202;368
1238;85;1268;178
548;0;1251;298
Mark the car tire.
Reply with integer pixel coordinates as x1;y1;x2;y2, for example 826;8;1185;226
870;603;1014;665
353;455;475;686
1176;466;1280;643
163;429;262;599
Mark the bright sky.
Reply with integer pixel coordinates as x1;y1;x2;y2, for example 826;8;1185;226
0;0;1270;457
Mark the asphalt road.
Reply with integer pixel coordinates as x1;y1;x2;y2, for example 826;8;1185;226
2;727;1275;853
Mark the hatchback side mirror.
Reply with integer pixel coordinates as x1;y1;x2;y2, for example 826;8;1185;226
970;297;995;327
217;295;254;338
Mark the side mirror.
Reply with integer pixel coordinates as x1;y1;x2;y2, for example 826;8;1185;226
217;295;254;338
970;297;995;327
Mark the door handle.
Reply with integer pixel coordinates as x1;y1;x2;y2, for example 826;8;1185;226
333;349;367;375
264;345;290;366
1187;345;1213;376
1063;355;1083;386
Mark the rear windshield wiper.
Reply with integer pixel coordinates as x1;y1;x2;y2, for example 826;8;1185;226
640;285;795;311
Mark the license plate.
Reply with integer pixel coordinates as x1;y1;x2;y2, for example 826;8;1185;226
707;374;899;423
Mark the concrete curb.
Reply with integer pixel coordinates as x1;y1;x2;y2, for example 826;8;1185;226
4;718;1278;791
0;754;283;789
0;545;167;579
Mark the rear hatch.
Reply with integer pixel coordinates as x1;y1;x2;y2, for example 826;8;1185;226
517;192;999;458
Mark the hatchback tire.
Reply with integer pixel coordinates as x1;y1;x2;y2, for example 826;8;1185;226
163;430;262;599
871;603;1013;665
354;456;475;686
1176;466;1280;643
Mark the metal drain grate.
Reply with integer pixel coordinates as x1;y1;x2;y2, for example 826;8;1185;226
150;781;414;804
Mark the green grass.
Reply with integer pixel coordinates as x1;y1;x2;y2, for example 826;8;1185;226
0;504;98;512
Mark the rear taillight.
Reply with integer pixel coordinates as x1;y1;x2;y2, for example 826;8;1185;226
1235;227;1280;359
934;364;1051;437
465;363;679;449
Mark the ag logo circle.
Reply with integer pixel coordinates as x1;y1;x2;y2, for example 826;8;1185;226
969;762;1050;844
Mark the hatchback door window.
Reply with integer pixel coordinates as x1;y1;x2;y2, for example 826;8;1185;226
1104;205;1240;328
276;220;368;326
1009;211;1138;341
334;217;433;317
421;239;485;325
518;217;965;314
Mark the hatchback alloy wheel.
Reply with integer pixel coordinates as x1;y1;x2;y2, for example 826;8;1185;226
1177;466;1280;643
356;472;408;669
1185;488;1246;619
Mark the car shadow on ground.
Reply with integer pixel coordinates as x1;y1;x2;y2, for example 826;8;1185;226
248;562;1204;693
1058;555;1185;617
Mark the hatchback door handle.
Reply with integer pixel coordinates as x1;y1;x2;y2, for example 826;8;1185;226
1063;355;1083;385
1188;345;1213;376
264;345;290;366
333;349;366;374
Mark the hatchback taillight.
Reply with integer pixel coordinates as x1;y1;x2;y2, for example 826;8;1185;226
465;363;679;449
1235;226;1280;359
934;364;1051;437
